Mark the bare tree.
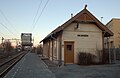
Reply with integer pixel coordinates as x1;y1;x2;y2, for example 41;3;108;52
4;40;13;53
36;44;43;55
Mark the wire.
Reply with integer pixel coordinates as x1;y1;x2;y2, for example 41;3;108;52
0;22;18;38
31;0;43;31
0;30;11;38
32;0;50;32
0;9;19;35
0;25;12;38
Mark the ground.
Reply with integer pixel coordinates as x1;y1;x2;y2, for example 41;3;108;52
4;53;120;78
49;62;120;78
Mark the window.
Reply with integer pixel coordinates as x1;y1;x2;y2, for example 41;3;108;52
110;41;113;48
66;45;72;52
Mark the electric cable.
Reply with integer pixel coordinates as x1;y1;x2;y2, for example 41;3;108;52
0;9;19;35
31;0;43;31
0;22;18;38
32;0;50;32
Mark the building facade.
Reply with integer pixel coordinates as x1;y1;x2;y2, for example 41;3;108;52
41;6;113;65
106;18;120;48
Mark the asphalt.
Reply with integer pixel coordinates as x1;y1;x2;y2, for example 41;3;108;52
4;52;120;78
49;63;120;78
4;52;56;78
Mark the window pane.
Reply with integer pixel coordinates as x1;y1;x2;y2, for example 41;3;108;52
67;45;72;51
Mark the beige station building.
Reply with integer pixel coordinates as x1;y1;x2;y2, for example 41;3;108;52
40;6;113;65
106;18;120;48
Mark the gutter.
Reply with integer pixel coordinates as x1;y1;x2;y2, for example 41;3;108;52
51;33;56;40
50;33;61;66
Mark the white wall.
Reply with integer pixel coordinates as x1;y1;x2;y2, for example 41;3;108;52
62;23;103;63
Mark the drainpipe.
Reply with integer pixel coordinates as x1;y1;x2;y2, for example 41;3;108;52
108;37;111;64
51;33;56;40
51;33;61;66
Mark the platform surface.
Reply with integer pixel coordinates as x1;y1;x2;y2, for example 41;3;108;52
4;52;55;78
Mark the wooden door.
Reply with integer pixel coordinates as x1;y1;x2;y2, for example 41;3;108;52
64;41;74;64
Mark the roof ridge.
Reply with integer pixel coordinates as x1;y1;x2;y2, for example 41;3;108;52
40;5;113;42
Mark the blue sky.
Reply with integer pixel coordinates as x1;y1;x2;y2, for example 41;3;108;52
0;0;120;46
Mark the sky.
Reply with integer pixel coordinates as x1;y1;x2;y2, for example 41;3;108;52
0;0;120;46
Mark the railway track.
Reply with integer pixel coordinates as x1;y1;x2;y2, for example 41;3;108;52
0;52;27;78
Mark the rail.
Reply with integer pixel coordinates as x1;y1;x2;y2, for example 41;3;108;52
0;52;27;78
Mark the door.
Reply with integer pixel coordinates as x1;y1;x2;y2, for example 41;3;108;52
64;41;74;64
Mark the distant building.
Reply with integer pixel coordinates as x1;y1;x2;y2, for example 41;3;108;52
106;18;120;48
40;6;113;64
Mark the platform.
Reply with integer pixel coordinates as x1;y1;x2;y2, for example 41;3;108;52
4;52;56;78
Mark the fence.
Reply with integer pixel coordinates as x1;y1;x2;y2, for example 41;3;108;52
115;48;120;60
104;47;120;64
77;48;120;65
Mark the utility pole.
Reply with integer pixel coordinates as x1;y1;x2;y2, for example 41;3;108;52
33;37;34;47
1;37;4;52
2;37;4;44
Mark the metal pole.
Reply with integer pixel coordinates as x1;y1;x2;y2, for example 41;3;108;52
32;37;34;47
113;46;116;63
2;37;4;44
108;37;111;64
109;47;111;64
109;45;111;64
2;37;4;52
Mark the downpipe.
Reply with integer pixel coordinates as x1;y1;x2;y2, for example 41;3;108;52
51;34;61;67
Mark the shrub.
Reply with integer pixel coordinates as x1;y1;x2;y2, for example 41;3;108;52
77;52;96;65
101;49;109;64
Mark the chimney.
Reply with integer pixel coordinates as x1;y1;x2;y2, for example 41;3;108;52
84;4;87;9
71;13;73;18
